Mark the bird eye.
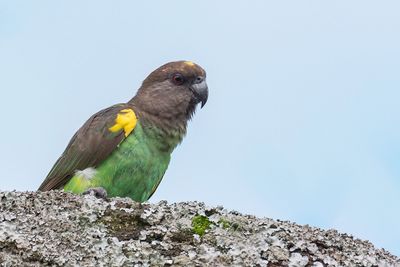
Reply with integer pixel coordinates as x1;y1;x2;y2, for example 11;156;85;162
172;73;184;85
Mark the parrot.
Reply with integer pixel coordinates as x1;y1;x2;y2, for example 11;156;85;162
38;61;208;202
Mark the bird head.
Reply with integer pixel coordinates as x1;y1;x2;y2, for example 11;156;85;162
131;61;208;120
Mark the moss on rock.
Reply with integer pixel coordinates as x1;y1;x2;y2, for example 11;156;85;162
192;215;212;236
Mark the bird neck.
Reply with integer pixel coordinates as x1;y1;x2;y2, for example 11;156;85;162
127;102;189;153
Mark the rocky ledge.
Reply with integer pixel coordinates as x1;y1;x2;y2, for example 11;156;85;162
0;191;398;266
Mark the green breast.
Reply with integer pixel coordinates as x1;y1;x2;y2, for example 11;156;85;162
64;122;181;202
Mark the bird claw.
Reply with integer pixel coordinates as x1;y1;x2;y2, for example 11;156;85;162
82;187;108;199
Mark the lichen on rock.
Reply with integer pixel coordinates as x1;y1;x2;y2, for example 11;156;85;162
0;191;398;266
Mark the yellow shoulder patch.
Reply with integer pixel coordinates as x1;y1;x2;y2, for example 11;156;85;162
109;108;137;137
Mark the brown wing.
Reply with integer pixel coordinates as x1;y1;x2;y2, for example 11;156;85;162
38;103;134;191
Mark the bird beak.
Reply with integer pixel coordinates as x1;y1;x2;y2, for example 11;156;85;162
191;79;208;108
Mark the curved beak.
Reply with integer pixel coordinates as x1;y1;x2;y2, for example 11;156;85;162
191;79;208;108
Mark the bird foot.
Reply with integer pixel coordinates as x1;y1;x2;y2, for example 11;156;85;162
82;187;108;199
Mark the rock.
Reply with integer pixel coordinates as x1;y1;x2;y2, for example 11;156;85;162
0;191;398;267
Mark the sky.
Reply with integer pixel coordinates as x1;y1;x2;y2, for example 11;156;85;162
1;1;400;256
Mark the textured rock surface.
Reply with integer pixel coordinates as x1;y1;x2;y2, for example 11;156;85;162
0;191;398;267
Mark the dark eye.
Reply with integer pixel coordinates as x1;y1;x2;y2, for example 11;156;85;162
172;73;185;85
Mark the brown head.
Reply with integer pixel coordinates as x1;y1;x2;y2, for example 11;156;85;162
130;61;208;133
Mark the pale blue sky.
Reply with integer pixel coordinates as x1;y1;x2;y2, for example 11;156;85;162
1;1;399;256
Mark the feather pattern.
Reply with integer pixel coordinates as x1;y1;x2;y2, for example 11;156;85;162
38;104;129;191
